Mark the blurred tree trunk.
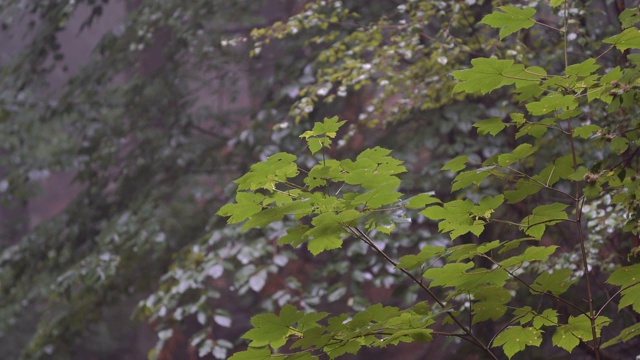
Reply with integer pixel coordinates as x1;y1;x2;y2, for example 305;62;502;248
0;165;28;246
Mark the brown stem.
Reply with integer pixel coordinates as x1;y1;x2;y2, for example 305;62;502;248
567;117;600;360
595;280;640;318
482;255;587;316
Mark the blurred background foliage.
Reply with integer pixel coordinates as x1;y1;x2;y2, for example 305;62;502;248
0;0;637;359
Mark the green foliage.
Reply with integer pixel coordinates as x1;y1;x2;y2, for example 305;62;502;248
216;117;412;255
5;0;640;359
604;28;640;51
479;6;536;40
218;2;640;359
300;116;346;154
492;326;542;359
552;315;612;352
230;303;434;359
606;265;640;312
452;58;544;95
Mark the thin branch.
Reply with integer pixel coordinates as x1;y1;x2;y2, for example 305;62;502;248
534;20;564;33
608;146;640;172
481;255;588;316
595;45;615;61
567;113;600;360
595;280;640;318
489;314;527;348
466;161;577;201
344;226;499;360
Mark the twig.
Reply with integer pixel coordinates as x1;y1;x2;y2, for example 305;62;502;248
344;226;500;360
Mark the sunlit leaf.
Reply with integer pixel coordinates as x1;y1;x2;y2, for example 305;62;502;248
480;6;536;40
474;117;506;136
492;326;542;359
603;27;640;51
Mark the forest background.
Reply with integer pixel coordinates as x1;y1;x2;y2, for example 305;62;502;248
2;0;640;359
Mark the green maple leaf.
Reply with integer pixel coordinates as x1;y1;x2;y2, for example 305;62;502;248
341;148;405;194
480;6;536;40
603;27;640;51
510;112;526;126
298;312;329;331
472;301;508;324
411;301;431;316
305;159;342;190
300;116;346;139
278;225;309;247
499;246;558;268
471;286;511;324
357;188;403;208
552;325;580;352
505;178;542;203
446;243;481;262
305;209;362;255
515;121;548;139
493;326;542;359
565;58;600;76
244;200;311;230
300;116;347;154
476;240;503;255
515;82;545;101
306;137;331;154
521;203;569;239
235;152;299;190
292;326;329;351
552;315;611;352
606;264;640;286
618;285;640;312
530;269;576;295
602;322;640;348
611;137;629;155
607;264;640;312
533;309;558;329
573;124;601;139
387;329;433;344
325;340;361;359
217;192;265;224
306;227;343;255
497;143;537;167
503;65;546;88
451;166;493;191
513;306;536;325
474;117;506;136
243;304;302;348
441;155;468;173
526;93;577;116
619;7;640;29
356;147;407;176
421;200;486;239
452;58;518;94
396;245;446;270
405;193;441;209
424;262;509;292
